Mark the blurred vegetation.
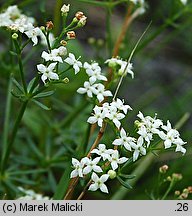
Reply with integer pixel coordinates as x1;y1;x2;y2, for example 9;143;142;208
0;0;191;200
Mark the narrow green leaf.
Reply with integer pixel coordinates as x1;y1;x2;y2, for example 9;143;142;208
34;90;55;98
119;173;136;179
48;170;57;192
9;169;46;176
27;77;37;93
9;51;17;56
117;176;132;189
11;77;24;93
9;177;36;185
53;164;72;200
32;99;51;110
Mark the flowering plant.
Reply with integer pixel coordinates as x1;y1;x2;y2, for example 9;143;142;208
0;0;191;200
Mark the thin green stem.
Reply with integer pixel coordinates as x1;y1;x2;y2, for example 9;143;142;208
1;100;29;173
2;75;13;162
106;8;112;56
17;53;27;94
161;180;175;200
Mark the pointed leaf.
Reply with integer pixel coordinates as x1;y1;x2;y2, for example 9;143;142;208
119;173;136;179
34;90;55;98
11;77;24;93
117;176;132;189
32;99;51;110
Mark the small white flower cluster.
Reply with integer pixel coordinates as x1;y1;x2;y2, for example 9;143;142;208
16;187;50;200
37;46;68;84
112;111;187;162
0;5;43;46
70;144;128;193
87;98;132;128
105;57;134;78
77;61;112;103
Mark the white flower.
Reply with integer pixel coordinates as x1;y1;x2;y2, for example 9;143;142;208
37;63;59;84
25;27;41;46
130;136;146;162
158;121;180;149
137;111;163;134
93;83;113;103
84;62;107;84
40;31;55;47
174;138;187;154
105;57;134;78
88;173;109;193
112;128;136;151
118;62;134;78
105;57;122;67
91;144;114;161
111;98;132;114
108;150;128;170
64;53;82;74
5;5;21;18
180;0;187;5
61;4;70;14
137;125;153;147
106;108;125;129
70;158;87;178
77;81;98;98
83;157;102;175
87;106;108;127
41;47;67;63
0;12;12;27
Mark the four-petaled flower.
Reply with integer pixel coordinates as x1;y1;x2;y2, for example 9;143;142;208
64;53;82;74
91;144;114;161
37;63;59;84
87;106;107;127
70;158;87;178
108;150;128;170
83;157;102;175
130;136;146;162
25;27;41;46
112;128;135;151
77;81;97;98
88;173;109;193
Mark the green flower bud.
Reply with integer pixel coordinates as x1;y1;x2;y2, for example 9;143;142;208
63;77;69;83
12;33;18;40
107;170;117;179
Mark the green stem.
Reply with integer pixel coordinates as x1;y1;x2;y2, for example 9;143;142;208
161;180;175;200
1;100;29;173
53;0;63;36
106;8;112;56
2;75;13;163
17;53;27;94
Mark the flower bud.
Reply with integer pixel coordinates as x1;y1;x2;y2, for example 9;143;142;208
75;11;84;20
12;33;18;40
46;21;54;30
187;186;192;193
175;190;180;196
179;193;188;200
63;77;69;83
134;120;143;128
167;176;172;181
159;165;169;174
67;31;76;40
77;16;87;27
88;37;96;45
40;26;45;32
72;17;79;24
60;40;67;46
97;39;104;47
61;4;70;16
107;170;117;179
172;173;182;181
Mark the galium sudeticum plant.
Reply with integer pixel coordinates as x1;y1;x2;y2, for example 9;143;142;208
0;1;188;200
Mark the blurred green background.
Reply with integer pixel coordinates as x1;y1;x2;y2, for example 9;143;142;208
0;0;191;199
